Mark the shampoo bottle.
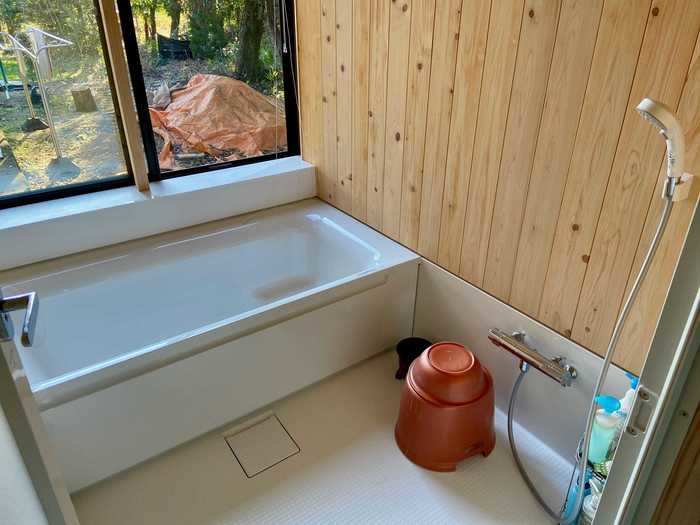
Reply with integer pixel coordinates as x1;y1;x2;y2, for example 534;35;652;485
589;396;622;464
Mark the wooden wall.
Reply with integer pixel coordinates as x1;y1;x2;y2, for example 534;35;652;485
296;0;700;373
652;400;700;524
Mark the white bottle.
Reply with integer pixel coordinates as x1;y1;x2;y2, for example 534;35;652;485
619;372;639;416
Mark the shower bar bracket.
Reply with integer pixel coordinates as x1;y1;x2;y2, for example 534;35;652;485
488;328;577;387
0;291;39;346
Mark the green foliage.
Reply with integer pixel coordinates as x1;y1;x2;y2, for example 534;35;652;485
188;0;227;60
25;0;102;55
0;0;27;34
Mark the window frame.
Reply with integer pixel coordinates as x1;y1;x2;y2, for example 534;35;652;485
0;0;301;209
0;0;136;210
116;0;301;182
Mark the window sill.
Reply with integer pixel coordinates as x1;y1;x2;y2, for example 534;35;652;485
0;156;316;271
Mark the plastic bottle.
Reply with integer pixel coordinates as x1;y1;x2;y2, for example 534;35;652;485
588;396;622;464
578;478;603;525
619;372;639;416
563;463;592;522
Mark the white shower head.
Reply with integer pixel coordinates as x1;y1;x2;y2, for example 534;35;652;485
636;98;685;182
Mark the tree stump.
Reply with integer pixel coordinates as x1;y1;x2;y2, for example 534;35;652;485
71;87;97;113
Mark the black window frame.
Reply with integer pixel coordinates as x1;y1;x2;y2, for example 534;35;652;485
0;0;135;210
117;0;301;182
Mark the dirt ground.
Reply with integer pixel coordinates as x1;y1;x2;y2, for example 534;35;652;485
0;73;127;198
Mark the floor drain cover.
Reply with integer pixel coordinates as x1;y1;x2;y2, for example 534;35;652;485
224;415;300;477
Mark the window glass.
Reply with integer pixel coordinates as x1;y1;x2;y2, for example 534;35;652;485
0;0;129;203
127;0;288;173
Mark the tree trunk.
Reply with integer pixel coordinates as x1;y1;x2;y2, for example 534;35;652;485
236;0;265;85
143;15;151;40
71;87;98;112
167;0;182;38
149;7;157;39
264;0;283;61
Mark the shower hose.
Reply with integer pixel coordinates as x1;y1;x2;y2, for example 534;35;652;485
507;196;674;524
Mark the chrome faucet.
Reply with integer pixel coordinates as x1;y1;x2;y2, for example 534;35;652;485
487;328;577;387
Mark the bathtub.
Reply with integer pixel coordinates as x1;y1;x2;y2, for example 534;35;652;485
1;199;419;491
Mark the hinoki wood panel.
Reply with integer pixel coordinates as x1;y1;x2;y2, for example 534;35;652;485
296;0;700;373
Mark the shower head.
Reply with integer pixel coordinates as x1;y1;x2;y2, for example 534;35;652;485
636;98;685;184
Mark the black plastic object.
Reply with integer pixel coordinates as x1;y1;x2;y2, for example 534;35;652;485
157;33;194;60
395;337;432;380
21;118;49;132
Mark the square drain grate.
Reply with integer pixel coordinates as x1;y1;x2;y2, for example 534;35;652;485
224;415;300;478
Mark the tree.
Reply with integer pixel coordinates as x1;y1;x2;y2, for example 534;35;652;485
165;0;183;38
188;0;226;59
235;0;265;84
0;0;27;35
132;0;159;41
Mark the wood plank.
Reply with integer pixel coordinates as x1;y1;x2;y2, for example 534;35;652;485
334;0;353;211
99;0;150;191
416;0;462;260
294;0;323;168
319;0;338;203
398;0;436;250
615;38;700;374
539;0;651;336
458;0;524;286
351;0;371;221
509;0;603;316
652;399;700;525
436;0;491;273
482;0;560;301
366;0;391;229
572;0;700;353
381;0;413;239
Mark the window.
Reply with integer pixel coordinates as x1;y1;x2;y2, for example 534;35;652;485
0;0;299;208
118;0;299;180
0;0;131;208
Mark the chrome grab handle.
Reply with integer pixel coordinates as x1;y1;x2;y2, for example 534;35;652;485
0;291;39;346
488;328;577;387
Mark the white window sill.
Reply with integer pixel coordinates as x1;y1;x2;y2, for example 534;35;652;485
0;156;316;271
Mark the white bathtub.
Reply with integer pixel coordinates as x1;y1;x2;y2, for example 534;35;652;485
1;199;419;491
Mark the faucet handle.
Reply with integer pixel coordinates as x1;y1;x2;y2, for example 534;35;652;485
0;292;39;346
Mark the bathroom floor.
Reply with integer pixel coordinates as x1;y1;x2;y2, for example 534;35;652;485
72;352;571;524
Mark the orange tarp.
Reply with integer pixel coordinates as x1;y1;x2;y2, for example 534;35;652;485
149;74;287;169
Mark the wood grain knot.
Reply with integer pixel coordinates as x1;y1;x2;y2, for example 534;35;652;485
395;132;401;141
326;35;331;42
571;223;580;231
402;4;408;12
651;6;659;16
340;64;345;72
528;9;534;18
564;330;572;337
417;62;423;70
581;254;590;263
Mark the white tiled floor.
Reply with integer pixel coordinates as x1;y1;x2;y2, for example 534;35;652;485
73;352;572;524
